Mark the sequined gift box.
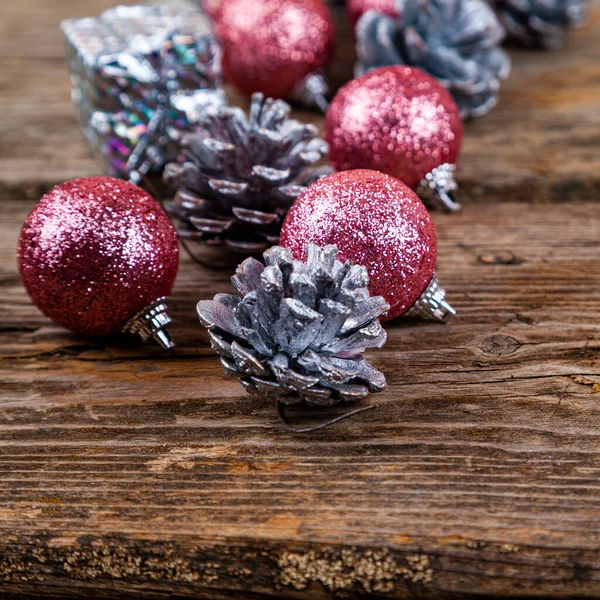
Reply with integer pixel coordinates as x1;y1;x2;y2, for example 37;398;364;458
61;0;224;180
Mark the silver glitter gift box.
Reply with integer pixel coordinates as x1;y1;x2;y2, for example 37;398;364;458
61;0;224;181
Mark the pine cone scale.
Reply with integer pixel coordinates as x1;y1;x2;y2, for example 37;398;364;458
225;239;271;253
172;190;208;211
208;329;234;358
355;360;388;392
232;257;266;294
231;207;280;226
340;296;391;335
327;382;371;401
231;341;271;376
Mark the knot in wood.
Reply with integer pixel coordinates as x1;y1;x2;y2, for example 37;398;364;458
480;335;521;356
477;250;523;265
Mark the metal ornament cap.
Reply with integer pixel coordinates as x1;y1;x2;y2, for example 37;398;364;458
405;273;456;322
416;163;461;213
122;297;175;350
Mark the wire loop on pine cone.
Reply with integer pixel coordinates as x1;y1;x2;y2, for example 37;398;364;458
277;401;379;433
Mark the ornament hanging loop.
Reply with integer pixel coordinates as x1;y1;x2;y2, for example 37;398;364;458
436;188;461;213
277;401;379;433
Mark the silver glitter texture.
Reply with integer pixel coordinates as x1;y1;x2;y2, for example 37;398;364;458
61;0;223;179
197;244;389;406
355;0;511;119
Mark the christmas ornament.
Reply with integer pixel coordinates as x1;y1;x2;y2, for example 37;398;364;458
195;0;222;18
325;66;464;212
18;177;179;350
355;0;511;119
492;0;588;49
280;170;455;322
197;244;388;430
164;92;328;254
215;0;335;111
347;0;399;28
61;0;224;182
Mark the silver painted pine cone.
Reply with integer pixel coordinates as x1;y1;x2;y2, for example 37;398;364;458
163;93;328;254
197;244;389;407
492;0;588;49
356;0;512;119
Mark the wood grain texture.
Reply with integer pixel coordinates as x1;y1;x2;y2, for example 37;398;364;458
1;0;600;598
2;198;600;598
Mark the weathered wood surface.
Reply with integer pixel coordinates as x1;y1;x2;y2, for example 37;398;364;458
3;199;600;599
1;0;600;598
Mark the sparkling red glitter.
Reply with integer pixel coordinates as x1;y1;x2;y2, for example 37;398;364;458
325;66;463;189
216;0;335;99
280;169;437;321
347;0;399;28
18;177;179;337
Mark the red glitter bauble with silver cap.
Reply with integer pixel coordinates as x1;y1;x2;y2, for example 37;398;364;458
216;0;334;108
17;177;179;349
325;66;464;212
280;169;455;322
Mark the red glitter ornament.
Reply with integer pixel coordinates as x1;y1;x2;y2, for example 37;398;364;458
280;169;455;322
216;0;335;108
347;0;399;28
325;66;464;212
202;0;222;19
18;177;179;349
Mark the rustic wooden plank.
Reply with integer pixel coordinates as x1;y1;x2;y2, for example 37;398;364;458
0;1;599;202
3;0;600;597
2;197;600;598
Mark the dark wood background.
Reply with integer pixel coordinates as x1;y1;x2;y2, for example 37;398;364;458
1;0;600;598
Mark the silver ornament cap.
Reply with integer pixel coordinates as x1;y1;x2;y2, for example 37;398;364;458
122;297;175;350
417;163;461;212
406;273;456;322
